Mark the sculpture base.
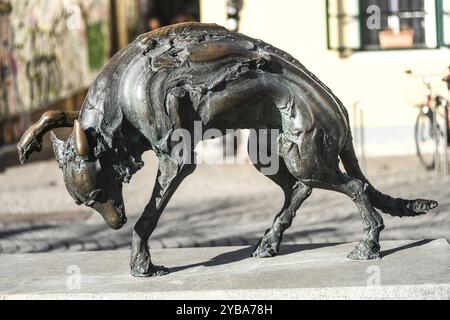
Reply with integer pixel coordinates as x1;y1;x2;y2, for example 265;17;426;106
0;239;449;300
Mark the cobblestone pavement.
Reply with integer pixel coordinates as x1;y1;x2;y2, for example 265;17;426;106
0;152;449;254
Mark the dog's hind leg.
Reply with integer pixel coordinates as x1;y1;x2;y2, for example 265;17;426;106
249;132;312;258
302;172;385;260
278;127;384;259
253;174;312;258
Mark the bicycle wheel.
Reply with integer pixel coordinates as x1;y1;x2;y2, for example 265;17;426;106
415;109;436;170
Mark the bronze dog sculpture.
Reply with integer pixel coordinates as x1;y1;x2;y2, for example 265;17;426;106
18;23;438;277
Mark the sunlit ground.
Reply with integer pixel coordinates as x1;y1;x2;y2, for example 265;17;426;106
0;150;449;254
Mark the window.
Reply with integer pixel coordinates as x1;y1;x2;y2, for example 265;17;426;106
442;0;450;45
124;0;200;42
326;0;450;56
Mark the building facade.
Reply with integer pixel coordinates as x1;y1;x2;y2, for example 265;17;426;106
201;0;450;156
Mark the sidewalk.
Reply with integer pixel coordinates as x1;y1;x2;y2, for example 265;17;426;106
0;153;449;254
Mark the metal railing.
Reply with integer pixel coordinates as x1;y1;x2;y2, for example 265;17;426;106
434;99;449;176
353;101;367;174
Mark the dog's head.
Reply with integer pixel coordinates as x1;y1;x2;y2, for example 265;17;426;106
51;121;127;230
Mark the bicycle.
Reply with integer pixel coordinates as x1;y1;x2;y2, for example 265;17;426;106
405;68;450;170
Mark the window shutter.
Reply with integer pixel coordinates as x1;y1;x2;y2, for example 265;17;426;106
441;0;450;46
326;0;362;56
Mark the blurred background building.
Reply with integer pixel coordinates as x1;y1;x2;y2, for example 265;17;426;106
0;0;449;165
203;0;450;156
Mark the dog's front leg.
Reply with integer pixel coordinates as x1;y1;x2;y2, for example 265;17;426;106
130;153;196;277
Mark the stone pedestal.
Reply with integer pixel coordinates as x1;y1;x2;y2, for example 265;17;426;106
0;239;449;299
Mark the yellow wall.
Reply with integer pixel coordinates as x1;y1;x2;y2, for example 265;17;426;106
201;0;450;155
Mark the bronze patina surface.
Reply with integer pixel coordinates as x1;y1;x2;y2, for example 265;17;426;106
18;23;438;277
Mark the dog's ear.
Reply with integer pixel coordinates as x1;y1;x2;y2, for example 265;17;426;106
50;132;65;168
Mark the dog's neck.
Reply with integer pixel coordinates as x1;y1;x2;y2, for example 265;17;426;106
88;118;150;185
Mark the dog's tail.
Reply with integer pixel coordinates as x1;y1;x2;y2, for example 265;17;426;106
339;134;438;217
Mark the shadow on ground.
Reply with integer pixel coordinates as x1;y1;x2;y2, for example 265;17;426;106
169;243;343;274
169;240;439;274
380;239;434;258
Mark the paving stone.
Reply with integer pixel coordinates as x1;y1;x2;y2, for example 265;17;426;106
0;155;448;255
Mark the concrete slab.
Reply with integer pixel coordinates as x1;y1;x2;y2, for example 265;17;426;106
0;239;449;300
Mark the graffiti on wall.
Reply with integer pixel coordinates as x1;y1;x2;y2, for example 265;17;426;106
0;0;110;117
0;1;22;116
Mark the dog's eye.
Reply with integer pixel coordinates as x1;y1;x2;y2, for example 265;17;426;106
89;189;101;200
83;189;101;207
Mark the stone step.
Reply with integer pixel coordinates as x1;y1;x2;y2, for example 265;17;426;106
0;239;449;300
